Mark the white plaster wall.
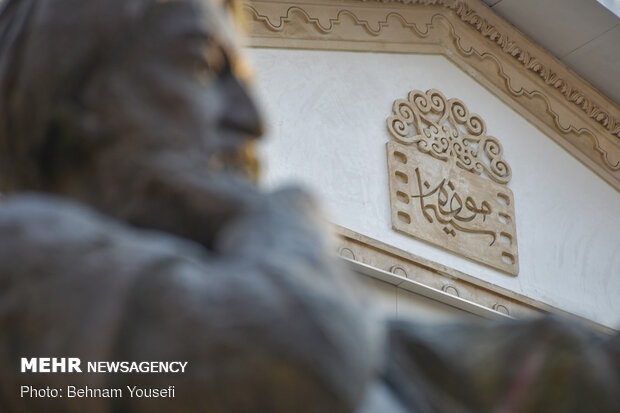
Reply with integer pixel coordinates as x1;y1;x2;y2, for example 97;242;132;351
245;48;620;329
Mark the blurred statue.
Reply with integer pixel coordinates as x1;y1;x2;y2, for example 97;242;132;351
0;0;618;412
0;0;376;411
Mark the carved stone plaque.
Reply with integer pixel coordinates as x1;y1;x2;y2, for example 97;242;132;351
386;89;519;275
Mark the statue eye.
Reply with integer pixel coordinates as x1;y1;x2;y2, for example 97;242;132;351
192;38;231;85
203;40;228;74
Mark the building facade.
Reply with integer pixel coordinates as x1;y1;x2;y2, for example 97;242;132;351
244;0;620;332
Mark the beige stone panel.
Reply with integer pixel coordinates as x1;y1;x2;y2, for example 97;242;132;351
388;141;518;274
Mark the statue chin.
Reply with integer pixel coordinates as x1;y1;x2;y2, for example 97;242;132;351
208;143;261;183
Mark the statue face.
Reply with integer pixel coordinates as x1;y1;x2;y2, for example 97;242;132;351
97;0;263;180
0;0;263;190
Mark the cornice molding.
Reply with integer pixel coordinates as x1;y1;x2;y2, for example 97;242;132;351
364;0;620;141
245;0;620;191
334;224;616;334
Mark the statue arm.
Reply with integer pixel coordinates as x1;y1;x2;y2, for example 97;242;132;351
0;193;376;412
111;185;377;412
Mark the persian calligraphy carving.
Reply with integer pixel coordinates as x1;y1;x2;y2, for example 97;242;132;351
387;89;519;275
245;0;620;192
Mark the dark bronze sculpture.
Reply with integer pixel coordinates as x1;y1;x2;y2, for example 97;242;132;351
0;0;376;411
0;0;618;412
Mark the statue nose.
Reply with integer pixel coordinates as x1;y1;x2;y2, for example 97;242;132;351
220;73;264;139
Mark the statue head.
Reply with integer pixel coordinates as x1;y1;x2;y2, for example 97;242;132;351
0;0;263;193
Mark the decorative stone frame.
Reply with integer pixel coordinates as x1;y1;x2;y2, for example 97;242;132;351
386;89;519;275
245;0;620;192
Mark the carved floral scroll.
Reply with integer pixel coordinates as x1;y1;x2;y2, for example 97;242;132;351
387;89;519;274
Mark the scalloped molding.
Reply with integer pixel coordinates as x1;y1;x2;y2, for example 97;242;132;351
365;0;620;141
245;0;620;192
